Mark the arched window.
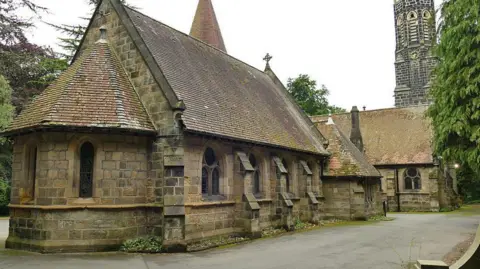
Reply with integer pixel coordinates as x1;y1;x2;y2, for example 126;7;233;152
407;11;419;43
422;10;432;42
404;168;421;190
282;159;290;192
79;142;95;198
397;14;406;47
27;146;38;199
249;154;261;194
202;147;220;196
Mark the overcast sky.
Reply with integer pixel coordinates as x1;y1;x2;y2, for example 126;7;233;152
26;0;443;111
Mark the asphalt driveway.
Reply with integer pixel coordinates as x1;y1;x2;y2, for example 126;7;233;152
0;211;478;269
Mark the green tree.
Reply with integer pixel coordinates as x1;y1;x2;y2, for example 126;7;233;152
0;76;14;216
47;0;134;61
0;0;67;113
287;74;346;116
0;0;47;47
427;0;480;173
0;179;10;215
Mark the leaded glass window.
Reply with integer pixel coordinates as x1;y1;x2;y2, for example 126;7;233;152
282;159;290;192
28;147;37;199
249;154;261;194
202;147;220;196
201;167;208;194
79;142;94;198
404;168;422;190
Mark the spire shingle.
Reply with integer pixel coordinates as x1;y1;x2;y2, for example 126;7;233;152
190;0;227;52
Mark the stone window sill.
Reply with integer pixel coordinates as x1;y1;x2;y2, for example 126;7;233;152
201;194;228;202
185;200;236;208
72;198;97;205
256;198;273;203
398;191;430;195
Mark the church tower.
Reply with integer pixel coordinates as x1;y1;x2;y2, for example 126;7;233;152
190;0;227;52
393;0;436;107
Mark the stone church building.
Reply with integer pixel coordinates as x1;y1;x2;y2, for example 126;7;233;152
2;0;386;253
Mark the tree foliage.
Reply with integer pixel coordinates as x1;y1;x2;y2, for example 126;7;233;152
0;0;68;113
0;179;10;215
0;0;47;47
0;76;13;215
427;0;480;173
287;74;346;116
47;0;134;60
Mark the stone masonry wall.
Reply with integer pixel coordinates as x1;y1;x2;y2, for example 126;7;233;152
185;205;236;242
323;179;353;220
7;132;159;252
183;135;324;239
7;207;162;253
10;132;152;206
377;166;440;212
322;178;382;220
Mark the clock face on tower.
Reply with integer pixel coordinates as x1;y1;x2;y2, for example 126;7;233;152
410;51;418;60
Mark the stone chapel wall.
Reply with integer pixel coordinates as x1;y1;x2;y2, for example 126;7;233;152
7;132;161;252
183;135;324;240
378;166;441;212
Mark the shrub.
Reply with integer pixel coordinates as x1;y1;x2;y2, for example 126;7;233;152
0;179;10;216
294;218;306;230
120;236;163;253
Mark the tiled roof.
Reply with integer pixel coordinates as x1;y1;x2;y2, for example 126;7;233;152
5;40;155;135
123;7;328;155
311;106;433;165
318;122;380;177
190;0;227;52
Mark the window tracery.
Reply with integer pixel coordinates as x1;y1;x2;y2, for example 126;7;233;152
404;168;422;190
202;147;220;196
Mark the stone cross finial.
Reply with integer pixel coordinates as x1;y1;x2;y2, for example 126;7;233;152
263;53;273;65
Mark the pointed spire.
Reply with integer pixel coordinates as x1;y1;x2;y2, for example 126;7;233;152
190;0;227;52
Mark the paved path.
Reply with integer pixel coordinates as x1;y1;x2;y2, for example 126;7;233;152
0;218;7;240
0;212;479;269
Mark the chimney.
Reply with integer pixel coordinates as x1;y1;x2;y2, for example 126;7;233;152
350;106;364;153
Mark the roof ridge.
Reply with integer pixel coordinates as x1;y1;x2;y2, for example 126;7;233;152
124;6;269;76
310;105;430;118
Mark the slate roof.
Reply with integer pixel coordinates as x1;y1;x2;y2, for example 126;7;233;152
311;106;433;165
5;40;155;135
122;6;329;155
317;122;381;178
190;0;227;52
